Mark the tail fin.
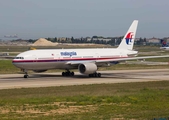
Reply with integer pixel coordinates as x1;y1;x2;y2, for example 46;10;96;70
117;20;138;50
160;39;168;47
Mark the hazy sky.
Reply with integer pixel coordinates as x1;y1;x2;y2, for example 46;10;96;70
0;0;169;39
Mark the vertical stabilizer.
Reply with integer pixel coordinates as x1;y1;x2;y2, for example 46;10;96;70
161;39;168;47
117;20;138;50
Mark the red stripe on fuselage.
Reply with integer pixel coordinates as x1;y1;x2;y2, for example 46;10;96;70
12;57;128;63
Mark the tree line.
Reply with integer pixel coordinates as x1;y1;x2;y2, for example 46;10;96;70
27;36;163;46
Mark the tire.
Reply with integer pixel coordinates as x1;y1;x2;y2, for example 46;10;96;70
89;74;92;77
94;73;97;77
89;74;94;77
71;72;74;76
62;72;65;76
97;73;101;77
65;72;69;76
24;75;28;78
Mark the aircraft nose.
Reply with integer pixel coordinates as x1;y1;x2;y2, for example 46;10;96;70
12;59;17;66
12;59;21;68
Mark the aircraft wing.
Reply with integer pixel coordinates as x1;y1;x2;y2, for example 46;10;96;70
96;55;169;63
66;55;169;65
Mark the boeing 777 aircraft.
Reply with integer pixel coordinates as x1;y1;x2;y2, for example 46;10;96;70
12;20;169;78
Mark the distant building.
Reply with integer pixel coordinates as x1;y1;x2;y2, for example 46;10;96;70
57;37;67;41
147;38;160;44
165;37;169;43
86;37;92;41
134;38;140;42
102;38;111;41
92;37;111;41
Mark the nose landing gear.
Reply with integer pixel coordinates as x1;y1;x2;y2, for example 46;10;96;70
24;74;28;78
23;69;28;78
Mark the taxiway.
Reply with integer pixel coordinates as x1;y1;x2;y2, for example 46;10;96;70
0;69;169;89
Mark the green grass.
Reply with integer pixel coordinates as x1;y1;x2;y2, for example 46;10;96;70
0;45;111;52
0;46;29;52
0;81;169;119
0;60;21;74
134;45;161;52
146;57;169;62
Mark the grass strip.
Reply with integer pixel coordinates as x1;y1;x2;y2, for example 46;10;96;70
0;81;169;119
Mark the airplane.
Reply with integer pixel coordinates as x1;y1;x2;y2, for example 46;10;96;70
4;34;18;38
160;39;169;50
12;20;169;78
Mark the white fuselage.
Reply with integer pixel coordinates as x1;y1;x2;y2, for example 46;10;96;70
160;47;169;50
12;48;137;70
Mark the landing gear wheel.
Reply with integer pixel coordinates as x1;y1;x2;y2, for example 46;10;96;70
65;72;70;76
23;69;28;78
89;74;93;77
62;72;65;76
70;72;74;76
24;75;28;78
62;70;74;77
89;72;101;78
94;73;98;77
97;73;101;77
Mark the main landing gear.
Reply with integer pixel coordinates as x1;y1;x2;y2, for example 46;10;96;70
62;70;74;76
89;72;101;77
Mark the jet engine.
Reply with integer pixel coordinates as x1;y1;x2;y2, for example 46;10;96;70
33;70;47;73
78;63;97;74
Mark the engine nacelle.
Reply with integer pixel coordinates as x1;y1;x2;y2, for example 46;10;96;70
78;63;97;74
33;70;47;73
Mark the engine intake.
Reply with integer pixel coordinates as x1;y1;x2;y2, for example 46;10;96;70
78;63;97;74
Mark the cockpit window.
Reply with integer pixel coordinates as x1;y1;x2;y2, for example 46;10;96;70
15;57;24;59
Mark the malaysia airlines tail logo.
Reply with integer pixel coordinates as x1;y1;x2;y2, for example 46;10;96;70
125;32;134;45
